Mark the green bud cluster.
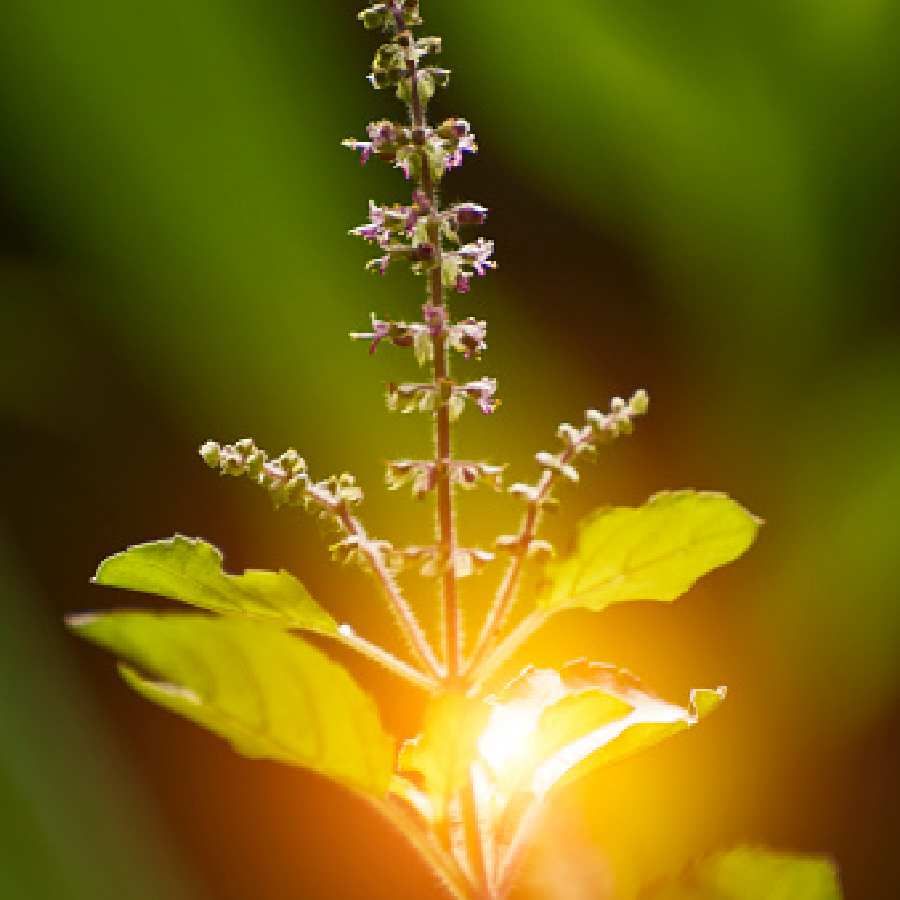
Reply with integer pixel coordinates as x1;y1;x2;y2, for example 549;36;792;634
586;388;649;442
199;439;362;513
358;0;421;31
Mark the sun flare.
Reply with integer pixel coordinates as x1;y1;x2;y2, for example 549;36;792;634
477;703;539;774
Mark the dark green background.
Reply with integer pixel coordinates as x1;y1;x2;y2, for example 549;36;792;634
1;1;898;897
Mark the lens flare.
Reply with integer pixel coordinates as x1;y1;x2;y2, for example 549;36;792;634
478;702;539;773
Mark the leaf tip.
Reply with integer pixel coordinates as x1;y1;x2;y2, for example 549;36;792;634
65;612;98;631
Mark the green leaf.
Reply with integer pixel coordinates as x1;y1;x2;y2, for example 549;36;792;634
479;662;725;797
644;846;843;899
541;491;761;612
397;691;491;820
94;535;337;635
68;612;394;795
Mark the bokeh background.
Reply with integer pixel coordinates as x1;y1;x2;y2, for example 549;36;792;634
2;1;898;897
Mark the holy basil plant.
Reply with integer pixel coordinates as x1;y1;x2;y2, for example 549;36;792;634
68;2;840;898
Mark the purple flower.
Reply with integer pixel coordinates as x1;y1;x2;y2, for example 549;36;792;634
366;119;399;149
342;139;373;165
368;315;392;353
439;117;471;139
459;238;496;277
460;377;500;415
350;222;382;241
455;271;471;294
450;317;487;358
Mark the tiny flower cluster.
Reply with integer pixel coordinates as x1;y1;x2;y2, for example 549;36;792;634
442;237;496;293
199;439;363;513
343;117;477;182
351;309;487;364
386;377;500;419
385;459;505;497
503;390;649;513
358;1;421;31
349;191;492;292
401;545;495;579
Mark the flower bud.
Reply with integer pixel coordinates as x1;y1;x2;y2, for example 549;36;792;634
508;482;539;503
278;449;303;474
245;450;267;479
629;388;650;416
438;118;470;140
453;202;488;226
199;441;221;468
429;68;451;89
357;5;388;30
495;534;523;550
526;539;555;561
234;438;255;457
417;36;442;55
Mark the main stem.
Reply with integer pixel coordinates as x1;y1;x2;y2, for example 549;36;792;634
409;54;461;682
407;33;487;900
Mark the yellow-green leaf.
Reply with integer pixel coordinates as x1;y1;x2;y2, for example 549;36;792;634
479;662;725;797
397;691;491;820
94;535;337;635
68;612;394;794
541;491;761;612
645;846;843;899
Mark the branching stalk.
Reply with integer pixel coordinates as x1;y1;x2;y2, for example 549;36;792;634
465;447;577;679
335;501;443;679
336;624;439;692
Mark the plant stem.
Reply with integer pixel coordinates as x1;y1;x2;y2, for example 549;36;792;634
466;445;575;678
333;501;443;678
336;624;439;692
408;39;461;681
468;609;551;694
366;795;473;900
407;32;490;900
495;796;545;899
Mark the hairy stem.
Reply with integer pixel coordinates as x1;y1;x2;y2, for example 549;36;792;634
468;609;551;694
336;624;439;692
466;445;576;678
366;795;473;900
332;499;442;678
408;39;461;680
406;28;489;900
496;796;545;900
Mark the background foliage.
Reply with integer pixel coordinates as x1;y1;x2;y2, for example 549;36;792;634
1;0;898;896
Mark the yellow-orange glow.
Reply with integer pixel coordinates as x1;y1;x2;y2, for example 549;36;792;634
478;703;541;775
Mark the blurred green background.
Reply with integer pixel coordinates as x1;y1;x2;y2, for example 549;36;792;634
1;0;898;897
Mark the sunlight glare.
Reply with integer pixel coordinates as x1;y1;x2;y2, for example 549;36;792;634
478;702;540;774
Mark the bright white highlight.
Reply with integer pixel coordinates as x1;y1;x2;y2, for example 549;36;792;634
478;703;540;773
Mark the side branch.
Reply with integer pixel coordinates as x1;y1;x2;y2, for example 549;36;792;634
199;439;442;680
465;391;649;681
334;499;444;679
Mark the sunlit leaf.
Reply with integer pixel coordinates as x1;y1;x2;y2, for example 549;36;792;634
397;691;491;820
68;612;394;794
541;491;761;612
644;846;843;899
94;535;337;635
480;662;725;797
